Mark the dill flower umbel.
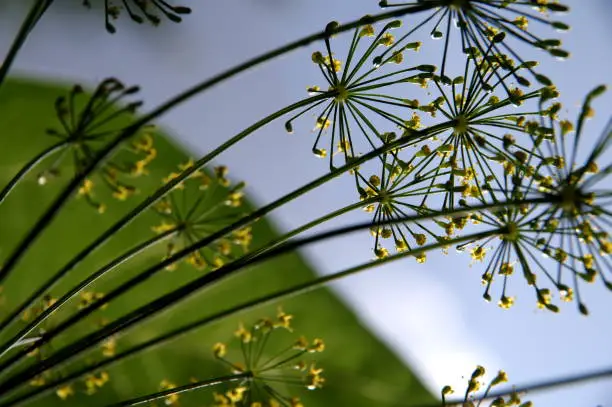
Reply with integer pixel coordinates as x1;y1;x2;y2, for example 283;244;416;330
377;0;569;85
153;161;252;271
212;310;325;406
38;78;157;213
454;86;612;314
356;150;448;260
286;20;436;169
391;36;549;212
82;0;192;33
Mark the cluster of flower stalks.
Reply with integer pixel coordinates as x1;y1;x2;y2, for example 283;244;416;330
0;0;610;406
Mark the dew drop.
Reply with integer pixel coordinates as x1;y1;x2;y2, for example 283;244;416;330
431;30;443;40
372;55;383;68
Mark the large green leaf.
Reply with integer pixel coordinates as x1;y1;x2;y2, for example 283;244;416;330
0;78;433;407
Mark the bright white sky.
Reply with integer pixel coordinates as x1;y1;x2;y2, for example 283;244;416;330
1;0;612;405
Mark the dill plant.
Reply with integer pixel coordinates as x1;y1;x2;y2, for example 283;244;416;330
0;0;610;406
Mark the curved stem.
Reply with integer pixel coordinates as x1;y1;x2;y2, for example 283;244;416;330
0;141;65;205
430;366;612;407
0;0;54;89
0;94;326;285
0;120;454;381
0;225;503;406
107;372;251;407
0;197;550;398
0;2;434;284
0;227;179;364
0;197;363;364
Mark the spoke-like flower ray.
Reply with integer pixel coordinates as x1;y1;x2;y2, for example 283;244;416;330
82;0;192;33
459;86;612;313
286;20;436;171
37;78;157;213
377;0;569;87
153;161;252;272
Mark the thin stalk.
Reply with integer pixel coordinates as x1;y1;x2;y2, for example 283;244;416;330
0;0;54;88
107;372;251;407
0;2;435;284
0;197;551;397
0;94;327;287
419;366;612;407
0;227;180;362
47;363;612;407
0;120;455;379
0;141;65;205
0;225;504;406
0;197;363;362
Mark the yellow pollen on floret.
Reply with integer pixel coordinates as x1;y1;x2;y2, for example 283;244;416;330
160;380;179;405
276;308;294;330
498;295;515;309
375;246;389;259
470;246;486;262
234;323;252;343
359;24;375;37
415;252;427;263
316;117;331;130
56;385;74;400
379;32;395;47
514;16;528;30
78;179;94;196
213;342;227;358
499;263;514;276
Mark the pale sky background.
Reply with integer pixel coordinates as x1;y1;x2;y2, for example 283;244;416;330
1;0;612;405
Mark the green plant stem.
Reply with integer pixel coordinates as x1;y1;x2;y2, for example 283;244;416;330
0;1;435;285
0;197;551;400
0;120;453;382
0;227;180;363
107;372;251;407
0;0;53;89
424;366;612;407
0;141;65;205
0;225;504;406
0;94;326;286
0;197;365;367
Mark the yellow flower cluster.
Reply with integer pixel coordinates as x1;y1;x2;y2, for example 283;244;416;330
212;310;325;406
152;161;252;272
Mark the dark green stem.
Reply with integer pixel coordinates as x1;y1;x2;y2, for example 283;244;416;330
0;227;179;363
106;372;252;407
0;94;326;286
0;141;65;205
0;2;434;284
0;121;453;381
432;366;612;407
0;226;500;406
0;197;550;399
0;0;54;89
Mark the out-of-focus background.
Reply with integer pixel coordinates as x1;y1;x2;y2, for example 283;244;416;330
1;0;611;405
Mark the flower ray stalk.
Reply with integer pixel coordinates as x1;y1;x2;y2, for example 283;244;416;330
0;2;437;285
0;120;457;383
0;91;330;287
0;94;327;330
434;365;612;407
0;227;180;362
0;0;54;89
107;373;251;407
0;197;549;401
